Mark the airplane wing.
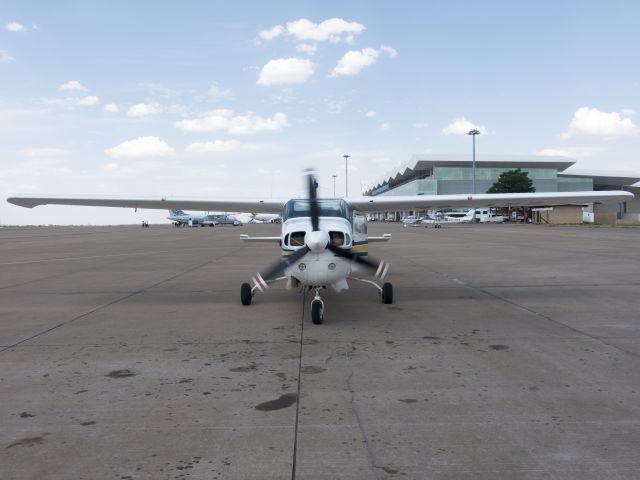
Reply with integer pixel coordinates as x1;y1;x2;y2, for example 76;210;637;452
7;195;286;214
345;191;634;212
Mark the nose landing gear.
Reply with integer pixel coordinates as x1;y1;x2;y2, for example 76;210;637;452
311;289;324;325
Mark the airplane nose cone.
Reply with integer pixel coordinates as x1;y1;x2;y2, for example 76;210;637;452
305;230;330;253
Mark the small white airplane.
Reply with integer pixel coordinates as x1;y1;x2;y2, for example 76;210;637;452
167;209;207;227
7;173;633;324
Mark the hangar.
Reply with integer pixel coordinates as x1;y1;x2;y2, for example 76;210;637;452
365;154;640;224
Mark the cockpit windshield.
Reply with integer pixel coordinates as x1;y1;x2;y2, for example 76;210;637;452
283;199;349;222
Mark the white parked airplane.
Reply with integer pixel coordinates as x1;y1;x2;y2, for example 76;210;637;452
7;174;633;324
167;209;207;227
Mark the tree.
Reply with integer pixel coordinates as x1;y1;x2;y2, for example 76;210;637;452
487;168;535;193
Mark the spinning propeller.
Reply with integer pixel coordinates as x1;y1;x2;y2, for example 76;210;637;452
252;172;389;291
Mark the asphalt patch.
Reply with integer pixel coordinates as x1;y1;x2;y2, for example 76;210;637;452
489;344;510;351
7;436;46;449
255;393;298;411
105;369;138;378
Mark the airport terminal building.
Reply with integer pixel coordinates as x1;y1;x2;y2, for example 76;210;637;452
365;154;640;224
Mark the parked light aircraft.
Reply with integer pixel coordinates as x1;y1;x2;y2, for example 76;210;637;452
167;209;206;227
7;174;633;324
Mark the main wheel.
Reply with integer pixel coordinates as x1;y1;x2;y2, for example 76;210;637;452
382;282;394;304
311;300;324;325
240;283;252;305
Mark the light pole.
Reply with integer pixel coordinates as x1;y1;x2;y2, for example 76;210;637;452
467;129;480;194
332;174;337;197
343;154;350;197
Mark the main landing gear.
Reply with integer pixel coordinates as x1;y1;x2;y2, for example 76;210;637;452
240;278;393;325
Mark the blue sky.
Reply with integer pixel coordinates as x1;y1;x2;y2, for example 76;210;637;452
1;0;639;224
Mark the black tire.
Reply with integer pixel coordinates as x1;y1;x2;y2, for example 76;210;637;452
382;282;393;304
240;283;252;305
311;300;324;325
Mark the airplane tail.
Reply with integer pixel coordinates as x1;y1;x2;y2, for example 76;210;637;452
169;209;185;216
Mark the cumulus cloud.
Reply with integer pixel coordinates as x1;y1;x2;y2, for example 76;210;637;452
379;122;390;131
286;18;365;43
258;25;284;40
3;22;31;32
174;109;288;135
330;46;397;77
621;108;636;116
19;147;70;158
441;117;487;135
186;140;253;153
104;103;119;113
257;58;316;86
59;80;88;91
44;96;100;107
296;43;317;55
104;136;175;159
208;82;232;99
127;103;162;117
365;111;376;118
380;45;398;58
1;50;15;63
562;107;638;138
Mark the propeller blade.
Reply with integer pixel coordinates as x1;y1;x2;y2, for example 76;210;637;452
252;246;310;291
327;244;389;279
307;173;319;231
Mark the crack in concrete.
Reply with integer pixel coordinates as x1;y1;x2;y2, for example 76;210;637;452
0;250;236;354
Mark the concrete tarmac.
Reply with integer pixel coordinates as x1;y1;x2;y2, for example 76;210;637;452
1;222;639;479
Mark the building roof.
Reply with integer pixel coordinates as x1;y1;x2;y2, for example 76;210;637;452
370;154;576;191
559;169;640;187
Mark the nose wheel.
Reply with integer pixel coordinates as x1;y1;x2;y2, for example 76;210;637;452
311;290;324;325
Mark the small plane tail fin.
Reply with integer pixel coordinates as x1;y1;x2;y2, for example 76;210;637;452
169;209;185;216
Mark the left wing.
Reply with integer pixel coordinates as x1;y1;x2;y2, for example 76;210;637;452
7;195;286;214
346;191;633;212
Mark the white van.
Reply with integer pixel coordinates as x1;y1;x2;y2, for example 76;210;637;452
474;208;505;223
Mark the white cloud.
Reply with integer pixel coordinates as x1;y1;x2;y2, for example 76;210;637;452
1;50;15;63
258;25;284;41
296;43;317;55
286;18;365;43
365;111;377;118
380;45;398;58
562;107;638;138
208;82;232;98
174;109;288;135
257;58;316;86
104;136;175;159
536;147;606;158
330;45;396;77
127;103;162;117
186;140;254;153
104;103;119;113
19;147;70;158
621;108;636;116
4;22;28;32
441;117;487;135
59;80;88;91
413;122;429;129
379;122;390;131
43;96;100;107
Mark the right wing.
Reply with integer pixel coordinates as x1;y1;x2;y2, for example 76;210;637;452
7;195;286;214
